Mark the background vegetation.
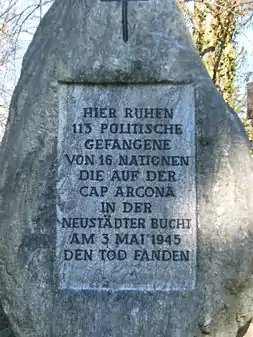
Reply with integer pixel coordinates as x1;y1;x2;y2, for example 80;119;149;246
178;0;253;143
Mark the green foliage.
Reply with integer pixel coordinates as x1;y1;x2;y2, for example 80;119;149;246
241;116;253;140
177;0;253;143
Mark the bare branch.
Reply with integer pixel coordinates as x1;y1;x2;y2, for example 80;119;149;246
0;0;54;132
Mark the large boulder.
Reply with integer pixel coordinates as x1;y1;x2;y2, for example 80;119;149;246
0;0;252;336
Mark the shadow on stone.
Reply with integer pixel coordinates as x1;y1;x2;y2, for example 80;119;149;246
0;301;15;337
236;319;252;337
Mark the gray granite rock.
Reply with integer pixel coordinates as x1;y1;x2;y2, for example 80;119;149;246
0;302;14;337
0;0;253;336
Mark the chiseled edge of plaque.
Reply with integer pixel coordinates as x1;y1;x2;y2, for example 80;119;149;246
56;83;196;292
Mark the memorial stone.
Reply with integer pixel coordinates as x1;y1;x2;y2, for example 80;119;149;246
0;0;253;336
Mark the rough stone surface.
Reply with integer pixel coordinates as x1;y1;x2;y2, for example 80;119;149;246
0;302;15;337
0;0;253;337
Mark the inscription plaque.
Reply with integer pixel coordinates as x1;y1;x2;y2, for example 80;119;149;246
57;84;196;291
